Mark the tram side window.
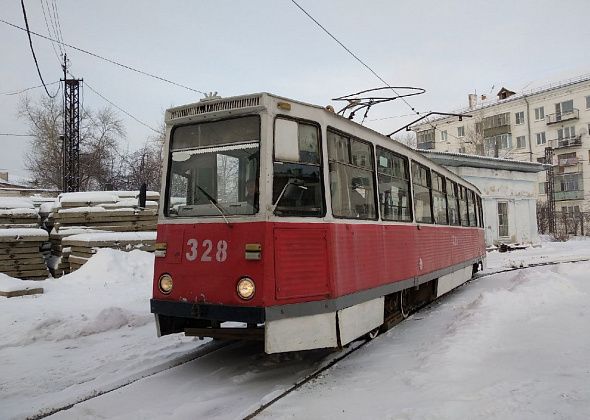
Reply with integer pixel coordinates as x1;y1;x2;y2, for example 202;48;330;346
447;180;460;226
459;186;469;226
432;171;448;225
480;196;484;227
467;190;477;227
376;147;412;221
328;129;377;219
273;118;324;217
411;162;433;224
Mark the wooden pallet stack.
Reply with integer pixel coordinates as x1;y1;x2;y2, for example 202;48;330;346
0;229;49;280
63;231;157;271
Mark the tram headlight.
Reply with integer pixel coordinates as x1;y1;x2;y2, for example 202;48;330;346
158;274;173;294
237;277;255;300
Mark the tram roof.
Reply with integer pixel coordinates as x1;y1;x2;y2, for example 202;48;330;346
419;150;548;173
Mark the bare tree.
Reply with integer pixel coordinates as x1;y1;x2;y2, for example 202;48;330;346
20;95;63;188
120;124;164;191
19;95;126;191
392;131;416;148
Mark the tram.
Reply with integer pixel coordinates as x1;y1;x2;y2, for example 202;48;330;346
150;93;486;353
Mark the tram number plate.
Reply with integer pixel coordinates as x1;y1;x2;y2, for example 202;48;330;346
185;239;228;262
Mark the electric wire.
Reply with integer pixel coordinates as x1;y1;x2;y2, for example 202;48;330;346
0;18;206;95
50;0;65;49
289;1;470;146
83;80;163;134
289;0;420;115
40;0;62;63
0;133;35;137
0;80;60;96
20;0;59;98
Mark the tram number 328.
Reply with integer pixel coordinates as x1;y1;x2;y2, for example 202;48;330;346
185;239;228;262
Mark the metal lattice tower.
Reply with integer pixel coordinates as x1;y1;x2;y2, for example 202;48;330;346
62;54;81;192
544;146;556;234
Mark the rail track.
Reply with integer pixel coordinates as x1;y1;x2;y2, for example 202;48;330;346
32;257;590;420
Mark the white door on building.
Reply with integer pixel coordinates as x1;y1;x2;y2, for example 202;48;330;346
498;202;509;239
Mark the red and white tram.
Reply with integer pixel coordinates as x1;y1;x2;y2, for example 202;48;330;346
151;93;486;353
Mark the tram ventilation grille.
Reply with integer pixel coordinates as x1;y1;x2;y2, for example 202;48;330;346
168;96;261;120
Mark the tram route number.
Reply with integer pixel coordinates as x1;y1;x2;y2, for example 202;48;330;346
185;239;228;262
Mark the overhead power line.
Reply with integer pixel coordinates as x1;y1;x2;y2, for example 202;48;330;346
20;0;58;98
0;133;35;137
40;0;62;63
289;1;471;145
0;80;60;96
0;18;206;95
83;80;163;134
289;0;420;115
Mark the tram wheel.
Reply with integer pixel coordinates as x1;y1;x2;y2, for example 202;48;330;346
367;327;380;339
400;289;410;319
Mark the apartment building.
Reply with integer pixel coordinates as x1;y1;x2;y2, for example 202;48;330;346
412;75;590;214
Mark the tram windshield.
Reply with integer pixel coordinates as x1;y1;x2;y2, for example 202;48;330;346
165;116;260;217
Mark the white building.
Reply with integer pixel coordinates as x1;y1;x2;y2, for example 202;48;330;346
419;150;546;246
412;74;590;215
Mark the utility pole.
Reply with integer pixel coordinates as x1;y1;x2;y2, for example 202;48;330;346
61;53;82;192
545;146;556;235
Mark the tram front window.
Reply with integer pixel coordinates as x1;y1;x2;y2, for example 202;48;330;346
166;116;260;217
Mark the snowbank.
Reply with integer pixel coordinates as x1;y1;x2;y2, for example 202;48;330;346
0;248;199;420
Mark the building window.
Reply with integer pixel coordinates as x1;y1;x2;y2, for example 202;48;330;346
562;205;580;215
498;202;509;237
516;135;526;148
376;147;412;222
484;134;512;156
536;157;545;164
536;132;546;145
534;107;545;121
586;96;590;109
515;111;525;125
555;99;574;117
441;130;448;142
416;129;435;150
539;182;546;194
557;126;576;140
411;162;433;224
328;129;377;220
457;126;465;137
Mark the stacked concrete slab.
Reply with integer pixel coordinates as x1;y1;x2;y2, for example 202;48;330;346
63;231;157;271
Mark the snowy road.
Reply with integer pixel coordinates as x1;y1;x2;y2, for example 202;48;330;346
2;240;590;419
52;261;590;419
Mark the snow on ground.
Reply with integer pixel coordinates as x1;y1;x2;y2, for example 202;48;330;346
263;260;590;419
1;239;589;419
0;249;201;420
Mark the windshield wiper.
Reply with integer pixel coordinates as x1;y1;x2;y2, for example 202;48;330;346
195;184;230;225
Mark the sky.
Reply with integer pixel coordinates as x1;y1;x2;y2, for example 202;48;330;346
2;0;590;178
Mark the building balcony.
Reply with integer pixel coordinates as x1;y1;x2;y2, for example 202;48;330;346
554;190;584;201
545;108;579;125
417;141;435;150
558;157;578;166
549;135;582;149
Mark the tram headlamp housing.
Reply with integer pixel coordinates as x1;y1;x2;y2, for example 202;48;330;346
158;274;173;294
237;277;255;300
